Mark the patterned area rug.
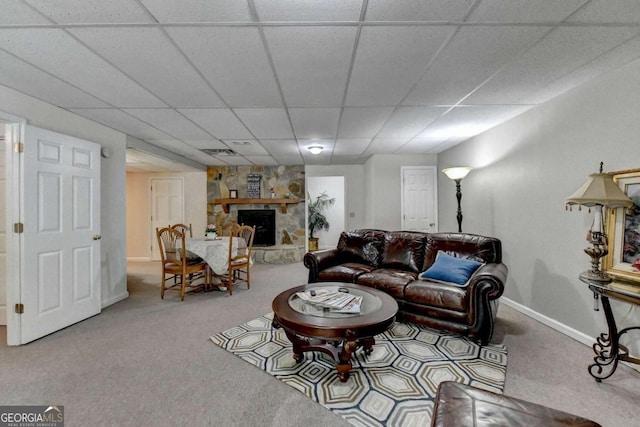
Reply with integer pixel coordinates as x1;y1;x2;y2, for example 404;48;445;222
211;313;507;426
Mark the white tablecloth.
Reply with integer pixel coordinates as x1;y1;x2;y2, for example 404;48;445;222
181;237;241;274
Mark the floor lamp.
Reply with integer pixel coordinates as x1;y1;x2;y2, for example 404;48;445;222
442;167;472;232
566;162;633;283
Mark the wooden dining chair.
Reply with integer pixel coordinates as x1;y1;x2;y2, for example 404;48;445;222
171;223;193;238
156;227;208;301
220;221;240;236
170;223;203;263
213;225;255;296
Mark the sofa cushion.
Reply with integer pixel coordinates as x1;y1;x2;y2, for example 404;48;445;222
318;263;375;283
404;280;468;312
356;268;417;299
419;251;483;285
422;233;501;271
337;229;386;267
379;231;427;273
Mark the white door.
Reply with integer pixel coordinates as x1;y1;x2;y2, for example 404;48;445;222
150;178;184;260
20;125;101;344
401;166;437;232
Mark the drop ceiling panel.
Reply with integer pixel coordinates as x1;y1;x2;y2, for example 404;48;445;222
233;108;294;139
218;155;253;166
289;108;341;139
466;0;585;23
377;107;447;138
69;108;171;139
28;0;153;24
178;108;254;140
345;26;455;106
264;26;357;107
1;0;53;24
123;109;213;139
364;0;474;21
337;107;395;138
523;36;640;105
0;50;109;108
333;139;371;156
567;0;640;23
465;26;640;104
0;29;165;107
419;105;533;138
145;139;208;160
363;138;407;155
167;27;282;107
259;139;300;156
404;25;551;105
69;27;224;108
244;156;278;165
254;0;363;21
271;155;304;165
139;0;252;22
395;138;448;154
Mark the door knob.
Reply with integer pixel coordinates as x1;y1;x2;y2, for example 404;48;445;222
429;223;435;227
93;234;102;240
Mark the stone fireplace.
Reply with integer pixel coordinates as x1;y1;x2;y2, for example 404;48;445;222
207;165;306;263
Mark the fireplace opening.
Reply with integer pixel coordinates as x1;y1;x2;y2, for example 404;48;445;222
237;209;276;246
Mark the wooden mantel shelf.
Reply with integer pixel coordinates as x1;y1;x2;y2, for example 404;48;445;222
210;198;301;213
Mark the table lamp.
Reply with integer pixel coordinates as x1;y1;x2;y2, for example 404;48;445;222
566;162;633;283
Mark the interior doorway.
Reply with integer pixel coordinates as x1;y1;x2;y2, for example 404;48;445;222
401;166;438;232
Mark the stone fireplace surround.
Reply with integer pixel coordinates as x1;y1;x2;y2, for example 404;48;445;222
207;165;306;263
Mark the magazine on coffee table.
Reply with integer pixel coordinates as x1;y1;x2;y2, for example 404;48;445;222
295;289;362;313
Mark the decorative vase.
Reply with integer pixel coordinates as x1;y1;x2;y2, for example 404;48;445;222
206;232;217;239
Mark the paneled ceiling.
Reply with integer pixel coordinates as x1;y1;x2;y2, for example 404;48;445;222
2;0;640;168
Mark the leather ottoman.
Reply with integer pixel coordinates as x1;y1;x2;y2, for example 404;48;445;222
431;381;601;427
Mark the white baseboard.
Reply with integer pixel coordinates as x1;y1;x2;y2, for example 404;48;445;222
501;297;594;347
102;291;129;309
502;297;640;373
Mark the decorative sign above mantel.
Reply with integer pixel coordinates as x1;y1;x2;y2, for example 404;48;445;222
247;174;261;198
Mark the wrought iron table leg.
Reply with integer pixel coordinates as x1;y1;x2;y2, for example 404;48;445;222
588;295;640;381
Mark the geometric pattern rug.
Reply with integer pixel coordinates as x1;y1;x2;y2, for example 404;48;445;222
211;313;507;427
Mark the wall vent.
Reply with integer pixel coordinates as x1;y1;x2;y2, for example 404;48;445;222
201;148;238;156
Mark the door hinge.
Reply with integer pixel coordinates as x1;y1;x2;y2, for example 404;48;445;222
13;142;24;153
13;223;24;233
15;303;24;314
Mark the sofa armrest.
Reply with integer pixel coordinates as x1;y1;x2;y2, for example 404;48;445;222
468;262;508;300
303;249;341;283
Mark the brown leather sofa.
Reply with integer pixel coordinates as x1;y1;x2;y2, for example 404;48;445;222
303;229;508;345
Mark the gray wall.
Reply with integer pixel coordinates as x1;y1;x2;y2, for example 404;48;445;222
0;84;128;309
438;57;640;344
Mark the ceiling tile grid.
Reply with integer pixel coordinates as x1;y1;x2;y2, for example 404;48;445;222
1;0;638;170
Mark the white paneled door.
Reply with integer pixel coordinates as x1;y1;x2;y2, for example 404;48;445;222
20;126;101;344
150;178;184;260
401;166;437;232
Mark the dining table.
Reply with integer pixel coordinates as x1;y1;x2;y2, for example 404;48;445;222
179;236;243;291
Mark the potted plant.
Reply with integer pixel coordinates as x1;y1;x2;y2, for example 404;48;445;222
307;191;335;251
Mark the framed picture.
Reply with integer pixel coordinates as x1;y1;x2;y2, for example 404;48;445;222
604;168;640;284
229;190;238;199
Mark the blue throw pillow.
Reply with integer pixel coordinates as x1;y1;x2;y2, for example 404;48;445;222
419;251;484;286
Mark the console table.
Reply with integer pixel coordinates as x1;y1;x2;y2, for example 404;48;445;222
581;277;640;381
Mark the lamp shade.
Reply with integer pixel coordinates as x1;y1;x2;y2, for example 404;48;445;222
442;167;472;181
566;172;633;208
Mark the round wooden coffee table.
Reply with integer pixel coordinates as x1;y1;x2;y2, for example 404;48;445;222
272;282;398;382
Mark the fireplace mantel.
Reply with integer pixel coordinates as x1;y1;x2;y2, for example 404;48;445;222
210;198;301;213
